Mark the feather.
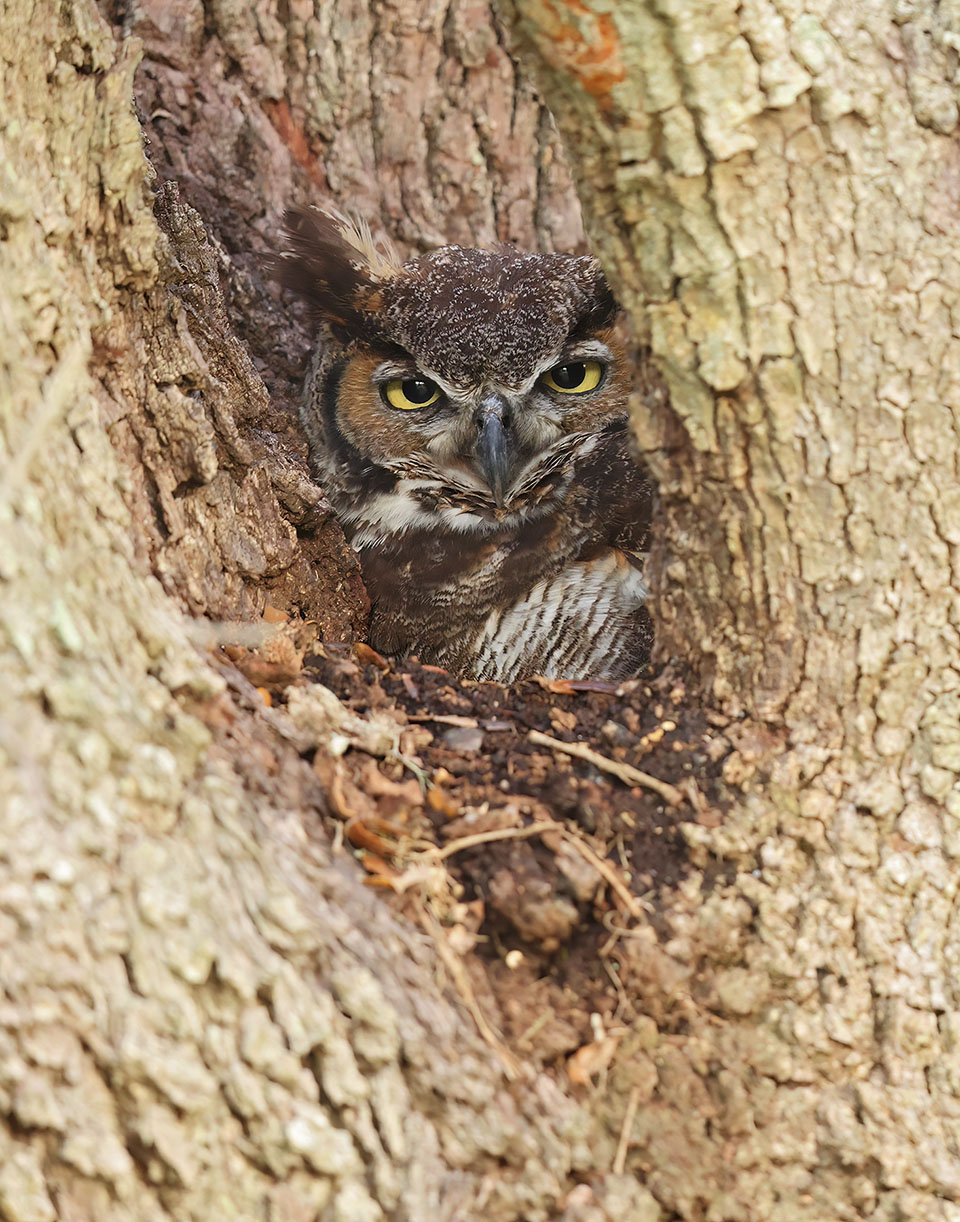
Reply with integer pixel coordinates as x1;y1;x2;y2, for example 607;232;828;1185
319;205;404;281
271;205;403;336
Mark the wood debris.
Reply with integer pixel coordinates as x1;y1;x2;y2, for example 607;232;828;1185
527;729;685;806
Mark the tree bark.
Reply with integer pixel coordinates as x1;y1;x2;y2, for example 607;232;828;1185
0;4;597;1220
3;1;959;1220
502;1;960;1218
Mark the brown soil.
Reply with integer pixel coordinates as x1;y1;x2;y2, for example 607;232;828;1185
276;645;734;1068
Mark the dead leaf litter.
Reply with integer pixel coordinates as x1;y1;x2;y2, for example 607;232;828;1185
209;613;734;1068
245;641;736;1065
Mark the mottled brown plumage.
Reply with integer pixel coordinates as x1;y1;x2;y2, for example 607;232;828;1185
275;206;654;681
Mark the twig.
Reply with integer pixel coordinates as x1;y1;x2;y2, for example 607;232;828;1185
612;1085;642;1175
434;821;559;860
407;713;478;728
435;818;649;923
679;776;709;814
515;1007;555;1048
415;900;521;1080
527;730;685;806
600;910;655;948
601;956;629;1023
555;828;647;922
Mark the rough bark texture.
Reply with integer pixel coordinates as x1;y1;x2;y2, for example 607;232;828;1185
4;1;959;1221
0;4;612;1220
502;1;960;1218
126;0;584;252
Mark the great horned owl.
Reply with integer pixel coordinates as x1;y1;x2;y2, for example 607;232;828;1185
276;207;654;682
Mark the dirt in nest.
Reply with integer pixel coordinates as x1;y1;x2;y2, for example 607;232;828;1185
258;643;736;1068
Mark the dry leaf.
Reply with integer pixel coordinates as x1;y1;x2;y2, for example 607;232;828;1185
533;676;576;695
358;852;396;879
567;1035;621;1085
427;787;460;818
354;642;390;671
345;821;395;856
358;758;423;806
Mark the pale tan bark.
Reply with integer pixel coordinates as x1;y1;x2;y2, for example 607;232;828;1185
502;1;960;1218
0;4;607;1220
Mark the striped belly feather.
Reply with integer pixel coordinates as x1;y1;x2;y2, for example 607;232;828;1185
469;551;648;682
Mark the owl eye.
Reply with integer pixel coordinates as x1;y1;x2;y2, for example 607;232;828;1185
541;360;604;395
382;377;441;411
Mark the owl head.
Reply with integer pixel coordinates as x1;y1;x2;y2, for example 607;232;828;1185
275;207;630;528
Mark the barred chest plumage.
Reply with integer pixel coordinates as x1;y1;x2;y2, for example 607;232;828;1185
364;539;650;684
275;208;655;682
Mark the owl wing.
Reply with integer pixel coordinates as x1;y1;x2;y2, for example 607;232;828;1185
569;420;654;569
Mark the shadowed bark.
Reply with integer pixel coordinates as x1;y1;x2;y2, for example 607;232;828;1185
2;1;958;1220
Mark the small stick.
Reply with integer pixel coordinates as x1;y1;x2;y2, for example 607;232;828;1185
435;821;559;860
527;730;685;806
407;713;479;728
557;829;646;922
613;1085;642;1175
415;901;521;1080
435;820;648;923
515;1007;555;1048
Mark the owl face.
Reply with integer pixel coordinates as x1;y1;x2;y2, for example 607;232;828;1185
277;208;630;528
333;325;630;508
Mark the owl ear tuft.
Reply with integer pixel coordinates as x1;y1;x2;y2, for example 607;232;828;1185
272;206;403;337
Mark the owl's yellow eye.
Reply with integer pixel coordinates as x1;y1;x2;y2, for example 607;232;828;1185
382;377;441;411
542;360;604;395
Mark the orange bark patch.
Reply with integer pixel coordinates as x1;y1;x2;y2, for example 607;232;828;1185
264;99;327;189
535;0;625;106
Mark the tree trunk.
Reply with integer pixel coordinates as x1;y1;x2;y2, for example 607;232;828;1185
503;1;960;1218
2;1;957;1221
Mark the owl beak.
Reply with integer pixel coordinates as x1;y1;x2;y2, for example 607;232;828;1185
475;395;511;508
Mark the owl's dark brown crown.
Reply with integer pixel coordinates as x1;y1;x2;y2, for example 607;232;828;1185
274;206;617;388
274;206;633;539
377;245;617;387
